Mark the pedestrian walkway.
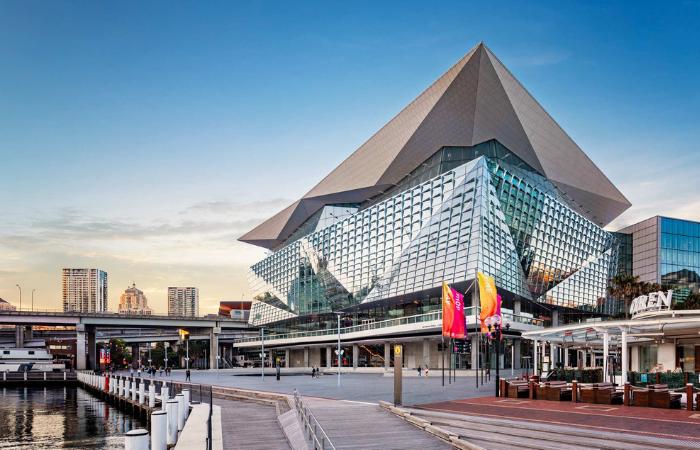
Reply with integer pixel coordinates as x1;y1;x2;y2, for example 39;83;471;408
214;397;290;450
304;396;451;449
416;396;700;449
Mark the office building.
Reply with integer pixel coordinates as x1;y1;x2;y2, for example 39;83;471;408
117;283;153;315
167;287;199;317
235;43;630;369
0;298;16;311
616;216;700;303
62;268;108;313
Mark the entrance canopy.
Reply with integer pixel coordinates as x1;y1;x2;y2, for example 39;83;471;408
522;310;700;347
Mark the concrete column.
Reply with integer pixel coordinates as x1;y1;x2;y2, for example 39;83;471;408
621;329;628;384
76;326;86;370
384;343;390;370
470;335;479;370
352;344;359;369
284;349;290;368
326;347;331;369
603;332;609;381
209;328;220;370
564;346;570;367
551;309;559;327
550;342;558;367
87;327;96;370
513;299;521;316
132;345;140;369
533;338;538;375
512;338;521;369
422;339;430;368
303;347;309;367
15;325;24;348
541;341;546;372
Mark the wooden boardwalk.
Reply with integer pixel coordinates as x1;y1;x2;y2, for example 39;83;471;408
215;398;290;450
304;397;451;449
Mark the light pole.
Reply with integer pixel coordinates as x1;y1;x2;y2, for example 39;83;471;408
336;313;341;387
31;289;36;311
260;327;265;381
216;354;221;380
16;284;21;310
486;317;510;397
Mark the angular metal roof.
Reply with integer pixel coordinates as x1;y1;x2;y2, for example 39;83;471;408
240;43;631;249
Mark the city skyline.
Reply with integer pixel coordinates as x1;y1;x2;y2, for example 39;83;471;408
1;1;699;314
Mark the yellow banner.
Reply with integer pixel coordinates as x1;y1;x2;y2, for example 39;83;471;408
477;272;497;333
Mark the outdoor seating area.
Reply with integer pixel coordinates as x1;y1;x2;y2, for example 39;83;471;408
502;377;688;410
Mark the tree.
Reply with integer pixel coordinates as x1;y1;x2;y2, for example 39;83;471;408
672;293;700;310
608;274;642;319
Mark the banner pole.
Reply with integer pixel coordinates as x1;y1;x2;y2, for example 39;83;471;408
441;335;445;387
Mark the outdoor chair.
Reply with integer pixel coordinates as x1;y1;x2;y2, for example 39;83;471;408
650;389;681;409
632;388;651;407
506;380;530;398
545;384;572;402
593;386;623;405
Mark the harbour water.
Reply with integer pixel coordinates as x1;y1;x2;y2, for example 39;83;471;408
0;385;145;449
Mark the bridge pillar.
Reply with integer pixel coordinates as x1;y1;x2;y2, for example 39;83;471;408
352;344;359;369
87;327;97;370
76;325;86;370
285;349;290;368
209;328;220;370
384;343;390;370
132;344;140;368
325;347;331;369
303;347;309;367
15;325;24;348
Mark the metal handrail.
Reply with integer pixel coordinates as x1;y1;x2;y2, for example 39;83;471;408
293;390;335;450
235;309;544;344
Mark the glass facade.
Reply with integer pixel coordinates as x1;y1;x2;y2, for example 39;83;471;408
248;141;620;326
660;217;700;302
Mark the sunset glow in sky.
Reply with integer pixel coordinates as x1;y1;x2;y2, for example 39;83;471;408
1;1;698;314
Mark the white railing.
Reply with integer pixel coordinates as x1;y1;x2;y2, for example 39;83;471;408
234;309;544;345
293;390;335;450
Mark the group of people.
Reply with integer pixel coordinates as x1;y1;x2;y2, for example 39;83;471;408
127;366;171;377
310;366;322;378
416;365;430;377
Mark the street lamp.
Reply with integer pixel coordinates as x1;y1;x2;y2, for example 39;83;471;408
486;316;510;397
16;284;21;310
335;313;342;387
260;327;265;381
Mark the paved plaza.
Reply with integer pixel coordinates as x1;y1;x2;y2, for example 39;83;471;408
137;368;497;405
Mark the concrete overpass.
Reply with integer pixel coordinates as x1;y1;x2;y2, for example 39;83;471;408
0;310;255;370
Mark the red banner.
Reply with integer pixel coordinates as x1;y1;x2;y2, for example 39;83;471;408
442;282;466;339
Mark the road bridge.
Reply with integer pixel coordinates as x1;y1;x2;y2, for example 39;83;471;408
0;311;255;370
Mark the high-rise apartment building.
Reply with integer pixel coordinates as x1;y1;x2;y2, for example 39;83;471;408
167;287;199;317
117;283;153;315
62;268;108;313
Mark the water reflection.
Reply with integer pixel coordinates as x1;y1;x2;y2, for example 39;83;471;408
0;386;144;449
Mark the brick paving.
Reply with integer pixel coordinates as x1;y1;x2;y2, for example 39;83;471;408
417;396;700;443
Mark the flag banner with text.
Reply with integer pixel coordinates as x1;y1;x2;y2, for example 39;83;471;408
442;282;466;338
477;272;498;333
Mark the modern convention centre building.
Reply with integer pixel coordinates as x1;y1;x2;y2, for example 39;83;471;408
233;42;633;371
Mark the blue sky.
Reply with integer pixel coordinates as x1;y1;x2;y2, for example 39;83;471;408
1;1;699;313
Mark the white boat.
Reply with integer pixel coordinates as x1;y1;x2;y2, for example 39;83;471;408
0;347;65;372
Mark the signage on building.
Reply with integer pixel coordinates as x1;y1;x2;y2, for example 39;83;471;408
99;348;110;364
630;290;673;317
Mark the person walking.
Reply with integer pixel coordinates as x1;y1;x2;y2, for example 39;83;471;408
417;366;422;377
185;368;191;382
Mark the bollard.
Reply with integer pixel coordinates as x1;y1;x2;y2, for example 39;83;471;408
182;389;190;418
624;382;631;407
44;372;47;381
528;380;535;399
132;381;138;401
150;410;168;450
572;380;578;403
165;399;179;446
149;384;156;408
499;379;506;398
176;394;186;431
124;428;149;450
687;383;694;411
63;372;66;381
105;375;109;392
139;382;145;405
161;386;169;410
